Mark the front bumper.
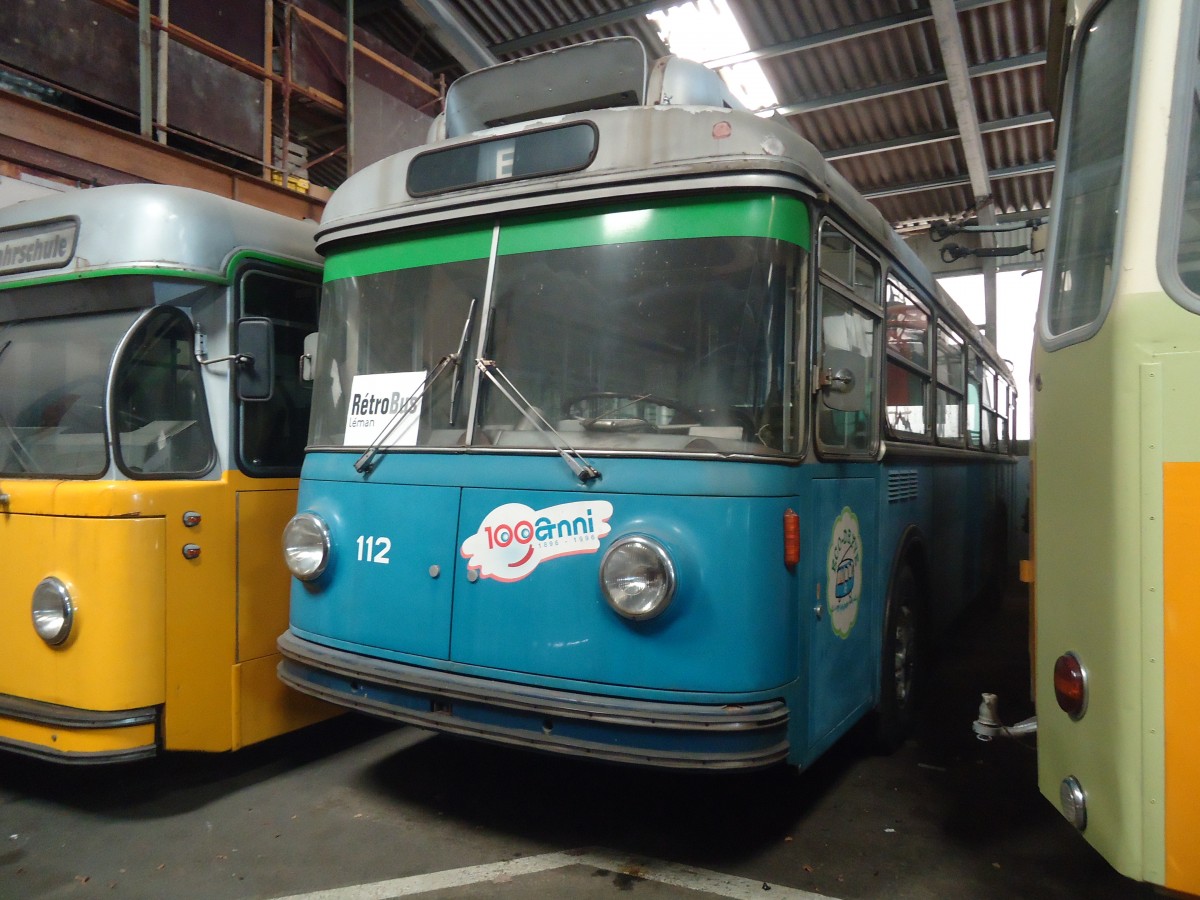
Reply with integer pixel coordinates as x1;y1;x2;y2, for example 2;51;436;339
278;631;789;770
0;693;159;764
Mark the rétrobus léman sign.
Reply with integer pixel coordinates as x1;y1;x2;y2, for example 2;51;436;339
0;219;78;276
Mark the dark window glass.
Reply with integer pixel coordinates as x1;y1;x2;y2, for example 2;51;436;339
112;307;214;477
238;269;321;475
0;310;138;477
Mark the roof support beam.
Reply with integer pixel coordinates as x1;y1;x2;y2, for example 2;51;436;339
489;1;678;56
773;52;1044;117
484;0;1015;63
861;160;1056;201
400;0;497;71
705;0;1011;69
706;9;931;69
930;0;998;342
824;113;1053;162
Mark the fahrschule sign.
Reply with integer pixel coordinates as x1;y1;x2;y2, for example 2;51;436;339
0;219;78;276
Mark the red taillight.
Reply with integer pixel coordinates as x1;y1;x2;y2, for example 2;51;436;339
783;508;800;568
1053;652;1088;719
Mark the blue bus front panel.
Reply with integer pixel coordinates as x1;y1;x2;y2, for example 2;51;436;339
283;452;909;768
289;479;461;661
451;486;799;692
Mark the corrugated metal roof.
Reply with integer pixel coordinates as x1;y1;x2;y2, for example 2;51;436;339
337;0;1055;233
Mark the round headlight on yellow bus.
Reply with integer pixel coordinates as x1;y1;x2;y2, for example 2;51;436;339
599;536;677;620
32;577;74;646
283;512;331;581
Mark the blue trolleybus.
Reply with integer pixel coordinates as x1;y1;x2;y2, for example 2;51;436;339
278;38;1017;770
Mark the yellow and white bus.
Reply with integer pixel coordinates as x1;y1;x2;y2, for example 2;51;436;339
1032;0;1200;891
0;183;331;762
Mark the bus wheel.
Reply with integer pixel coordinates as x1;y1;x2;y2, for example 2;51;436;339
876;565;923;753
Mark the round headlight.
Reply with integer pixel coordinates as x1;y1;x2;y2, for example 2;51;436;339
32;577;74;646
283;512;331;581
599;536;676;620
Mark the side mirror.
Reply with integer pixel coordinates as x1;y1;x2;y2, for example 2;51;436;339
300;331;319;383
236;317;275;401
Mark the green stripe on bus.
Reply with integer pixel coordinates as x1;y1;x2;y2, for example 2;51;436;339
324;228;494;282
498;194;810;256
324;194;811;282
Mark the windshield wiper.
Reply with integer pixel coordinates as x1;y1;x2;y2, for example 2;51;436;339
448;297;477;426
354;354;455;475
355;301;480;476
476;358;601;484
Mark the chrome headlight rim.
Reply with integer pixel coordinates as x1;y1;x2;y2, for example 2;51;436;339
32;576;75;647
283;512;331;581
598;535;677;621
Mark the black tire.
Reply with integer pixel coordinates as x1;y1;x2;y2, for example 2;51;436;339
876;565;924;753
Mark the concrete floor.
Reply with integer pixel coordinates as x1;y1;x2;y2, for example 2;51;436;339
0;588;1153;900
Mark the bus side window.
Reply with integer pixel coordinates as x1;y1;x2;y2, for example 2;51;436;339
884;278;932;439
966;350;983;448
237;268;321;475
982;364;999;451
936;325;964;445
815;222;881;456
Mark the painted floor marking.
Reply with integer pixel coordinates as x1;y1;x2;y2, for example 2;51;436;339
271;848;840;900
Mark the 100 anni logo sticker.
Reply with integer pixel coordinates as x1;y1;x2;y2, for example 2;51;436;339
461;500;614;582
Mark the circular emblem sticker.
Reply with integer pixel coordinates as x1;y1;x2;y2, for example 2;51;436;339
826;507;863;639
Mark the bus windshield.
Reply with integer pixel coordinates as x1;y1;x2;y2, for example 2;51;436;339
312;233;802;457
0;310;139;477
0;286;217;478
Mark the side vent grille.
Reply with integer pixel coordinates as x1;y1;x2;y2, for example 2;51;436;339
887;469;919;503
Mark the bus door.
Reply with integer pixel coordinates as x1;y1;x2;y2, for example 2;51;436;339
807;222;882;748
232;267;321;725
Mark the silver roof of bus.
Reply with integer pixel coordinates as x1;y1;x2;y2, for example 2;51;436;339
0;183;319;284
320;40;901;262
316;38;995;364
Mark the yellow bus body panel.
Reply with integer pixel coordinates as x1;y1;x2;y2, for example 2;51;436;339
1;512;165;709
0;509;166;759
233;488;335;747
0;474;334;762
0;718;158;759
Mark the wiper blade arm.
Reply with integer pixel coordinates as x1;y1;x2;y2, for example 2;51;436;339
476;358;601;484
448;297;477;426
354;354;455;475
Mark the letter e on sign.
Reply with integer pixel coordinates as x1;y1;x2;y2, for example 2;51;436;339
478;139;516;182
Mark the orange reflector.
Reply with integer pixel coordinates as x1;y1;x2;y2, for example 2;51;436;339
1053;652;1087;719
783;508;800;568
